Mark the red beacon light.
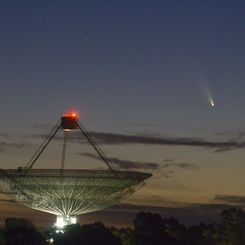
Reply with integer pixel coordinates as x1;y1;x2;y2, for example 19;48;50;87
61;112;78;130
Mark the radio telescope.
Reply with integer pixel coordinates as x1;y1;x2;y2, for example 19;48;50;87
0;113;151;227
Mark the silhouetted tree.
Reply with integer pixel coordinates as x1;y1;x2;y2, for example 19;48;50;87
215;208;245;244
3;218;45;245
53;222;121;245
111;227;133;245
5;207;245;245
81;222;121;245
162;216;186;243
131;212;217;245
185;223;216;245
132;212;176;245
53;224;81;245
0;228;4;245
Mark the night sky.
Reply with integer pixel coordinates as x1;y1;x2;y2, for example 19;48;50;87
1;0;245;229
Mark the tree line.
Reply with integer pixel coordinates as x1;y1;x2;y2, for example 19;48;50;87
1;207;245;244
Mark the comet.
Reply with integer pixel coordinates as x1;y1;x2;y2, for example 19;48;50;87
208;95;215;107
195;66;215;108
199;79;215;108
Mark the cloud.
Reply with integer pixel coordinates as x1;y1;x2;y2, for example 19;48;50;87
147;159;199;178
177;163;199;171
0;133;11;137
89;132;245;152
132;123;157;128
31;123;53;130
214;195;245;205
162;159;199;171
79;154;198;179
28;129;245;152
0;142;25;151
216;129;245;140
80;152;160;170
0;132;28;151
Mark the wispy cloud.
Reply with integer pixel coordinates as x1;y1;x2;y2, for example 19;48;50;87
79;152;160;170
215;129;245;140
0;131;29;151
0;142;25;151
132;123;157;128
162;159;199;171
79;153;199;179
214;195;245;205
31;123;53;130
89;132;245;152
27;129;245;152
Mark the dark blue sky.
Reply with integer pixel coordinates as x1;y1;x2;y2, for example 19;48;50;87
0;1;245;129
1;0;245;227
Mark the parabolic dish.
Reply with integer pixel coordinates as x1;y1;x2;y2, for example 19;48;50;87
0;169;151;217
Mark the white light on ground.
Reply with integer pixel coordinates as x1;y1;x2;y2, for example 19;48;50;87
55;215;77;228
55;216;65;228
70;216;77;224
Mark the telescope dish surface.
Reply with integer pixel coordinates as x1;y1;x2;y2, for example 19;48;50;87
0;169;151;217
